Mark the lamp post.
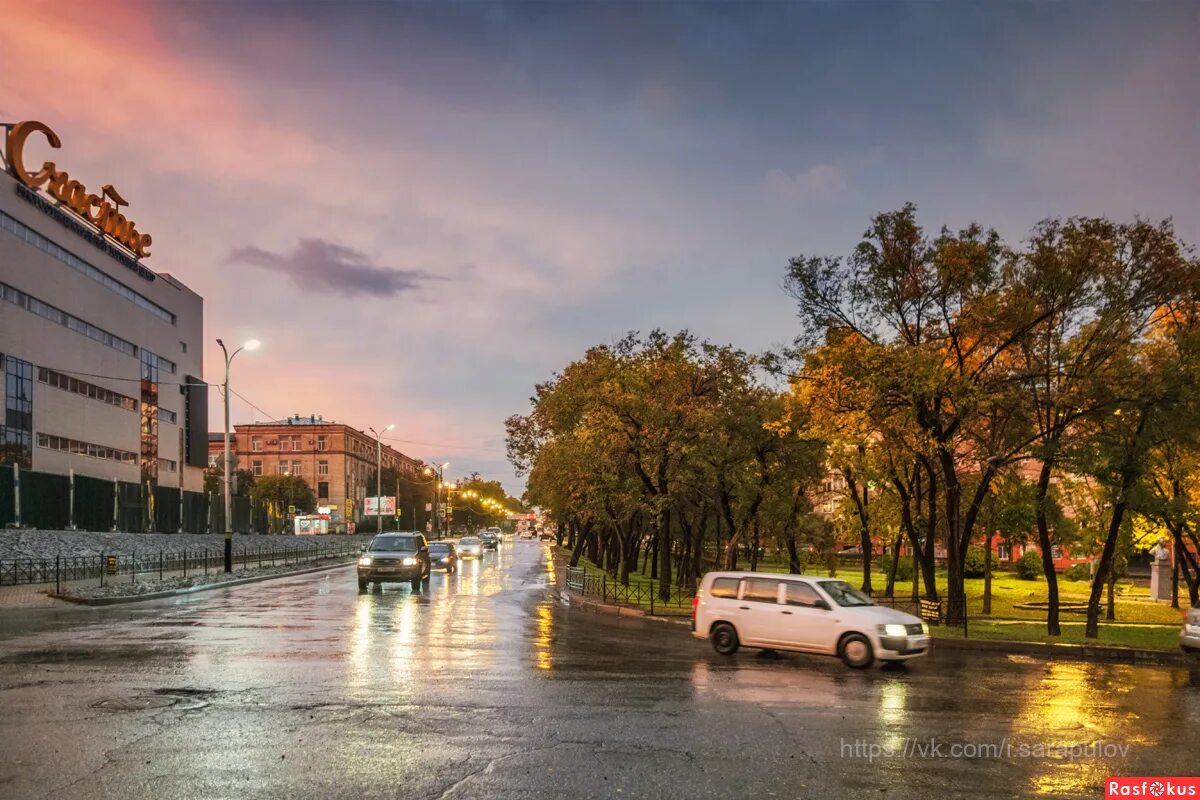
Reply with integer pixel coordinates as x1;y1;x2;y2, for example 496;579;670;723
216;337;260;573
368;424;395;533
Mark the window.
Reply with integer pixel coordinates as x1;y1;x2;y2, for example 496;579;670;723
280;461;290;475
37;431;137;464
2;353;34;468
161;459;177;473
318;481;329;500
317;435;327;451
252;460;263;477
784;582;824;608
251;436;262;452
709;577;739;599
292;460;302;476
1;283;137;357
280;437;290;452
158;408;177;424
318;460;329;476
0;211;176;324
290;435;301;450
742;579;781;603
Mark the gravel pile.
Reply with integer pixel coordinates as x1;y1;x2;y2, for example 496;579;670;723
64;558;349;601
0;529;374;560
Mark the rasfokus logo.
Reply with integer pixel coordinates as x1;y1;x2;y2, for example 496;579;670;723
1107;778;1200;798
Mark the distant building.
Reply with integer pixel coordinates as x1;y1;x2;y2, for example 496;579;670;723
208;415;423;522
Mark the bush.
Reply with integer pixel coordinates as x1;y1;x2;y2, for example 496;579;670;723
1016;550;1043;580
875;554;915;583
963;545;988;578
1063;563;1091;582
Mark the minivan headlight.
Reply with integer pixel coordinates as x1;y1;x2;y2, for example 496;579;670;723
402;557;418;566
358;556;372;566
1186;623;1200;635
921;622;930;635
881;624;907;638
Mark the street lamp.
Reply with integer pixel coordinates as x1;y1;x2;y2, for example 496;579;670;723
216;337;260;573
368;424;395;533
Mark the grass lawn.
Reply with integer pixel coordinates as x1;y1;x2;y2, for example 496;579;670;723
562;549;1189;646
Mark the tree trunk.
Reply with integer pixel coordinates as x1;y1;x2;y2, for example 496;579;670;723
785;534;802;574
1106;569;1116;621
884;533;902;598
657;506;672;602
1034;456;1061;635
982;528;994;616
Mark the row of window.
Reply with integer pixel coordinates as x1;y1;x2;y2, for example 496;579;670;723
0;210;175;324
38;367;139;412
250;434;329;452
37;432;138;464
246;459;332;477
709;577;828;608
2;282;138;357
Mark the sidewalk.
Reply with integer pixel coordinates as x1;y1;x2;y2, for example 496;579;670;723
0;551;354;608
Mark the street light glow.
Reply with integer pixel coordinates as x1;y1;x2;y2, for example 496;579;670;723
243;338;261;351
385;423;395;431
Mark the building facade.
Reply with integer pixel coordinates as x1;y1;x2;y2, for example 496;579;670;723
0;121;207;491
208;415;423;521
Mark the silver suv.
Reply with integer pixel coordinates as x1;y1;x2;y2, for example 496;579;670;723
1183;604;1200;654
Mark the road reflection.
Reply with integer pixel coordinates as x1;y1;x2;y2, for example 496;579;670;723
346;541;550;696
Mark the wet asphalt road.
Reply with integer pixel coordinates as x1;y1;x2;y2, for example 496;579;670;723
0;541;1197;800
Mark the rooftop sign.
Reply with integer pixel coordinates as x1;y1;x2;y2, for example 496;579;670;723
4;121;152;259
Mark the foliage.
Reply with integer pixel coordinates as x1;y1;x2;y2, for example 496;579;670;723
1016;550;1044;580
1063;563;1091;582
963;545;988;578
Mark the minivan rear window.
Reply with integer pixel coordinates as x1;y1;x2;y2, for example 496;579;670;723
709;578;739;598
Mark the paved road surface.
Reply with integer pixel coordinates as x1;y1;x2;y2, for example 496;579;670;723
0;541;1197;799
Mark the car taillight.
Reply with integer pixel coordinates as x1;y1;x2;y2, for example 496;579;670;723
691;595;699;618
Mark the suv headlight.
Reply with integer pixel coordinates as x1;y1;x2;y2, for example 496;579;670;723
880;624;908;638
921;622;930;635
358;556;372;566
1186;623;1200;635
402;557;418;566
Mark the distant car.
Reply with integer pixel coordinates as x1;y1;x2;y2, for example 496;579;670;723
691;571;929;669
1182;603;1200;654
480;532;500;550
519;529;536;540
428;541;458;574
357;533;431;592
458;536;483;557
538;531;555;542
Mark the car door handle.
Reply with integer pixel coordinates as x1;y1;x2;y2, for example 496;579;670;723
738;606;750;610
781;610;793;615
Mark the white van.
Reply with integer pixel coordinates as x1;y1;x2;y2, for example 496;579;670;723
691;571;929;668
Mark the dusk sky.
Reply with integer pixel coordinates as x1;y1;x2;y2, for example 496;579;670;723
2;0;1197;495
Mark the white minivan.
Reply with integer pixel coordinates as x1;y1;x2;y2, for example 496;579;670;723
691;571;930;668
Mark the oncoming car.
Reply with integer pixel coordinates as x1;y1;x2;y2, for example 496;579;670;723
357;533;431;592
691;571;929;668
458;536;483;558
428;541;458;574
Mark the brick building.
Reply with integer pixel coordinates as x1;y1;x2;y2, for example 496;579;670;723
209;415;423;522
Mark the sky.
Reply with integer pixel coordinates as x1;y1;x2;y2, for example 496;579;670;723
2;0;1197;495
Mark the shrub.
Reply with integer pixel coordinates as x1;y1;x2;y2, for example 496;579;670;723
963;545;988;578
875;554;915;583
1063;563;1091;582
1016;550;1043;580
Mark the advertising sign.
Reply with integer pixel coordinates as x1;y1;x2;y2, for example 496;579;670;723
365;496;397;516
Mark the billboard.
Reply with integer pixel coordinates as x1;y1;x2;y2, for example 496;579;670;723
365;496;397;516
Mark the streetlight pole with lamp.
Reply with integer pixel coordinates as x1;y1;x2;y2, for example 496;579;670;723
216;337;260;573
422;462;449;538
368;424;395;533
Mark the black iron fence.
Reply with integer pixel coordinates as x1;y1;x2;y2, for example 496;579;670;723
564;566;695;614
0;541;362;587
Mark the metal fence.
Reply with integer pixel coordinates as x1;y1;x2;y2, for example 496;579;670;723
564;565;968;628
564;566;695;614
0;541;362;587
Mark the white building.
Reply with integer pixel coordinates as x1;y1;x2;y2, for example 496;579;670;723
0;120;207;492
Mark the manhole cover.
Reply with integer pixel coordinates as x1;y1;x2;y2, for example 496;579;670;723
92;695;179;711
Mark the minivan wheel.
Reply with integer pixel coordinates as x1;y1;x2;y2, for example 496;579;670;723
411;577;421;591
711;622;740;655
358;578;368;593
839;633;874;669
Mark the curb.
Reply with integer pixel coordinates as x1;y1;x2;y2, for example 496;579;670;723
51;558;355;606
930;634;1192;666
552;586;1195;663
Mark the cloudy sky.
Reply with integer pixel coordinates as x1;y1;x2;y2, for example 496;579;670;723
2;0;1197;494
